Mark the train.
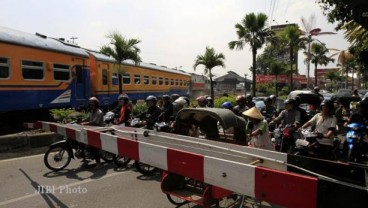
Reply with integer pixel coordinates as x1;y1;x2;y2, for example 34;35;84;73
0;26;192;113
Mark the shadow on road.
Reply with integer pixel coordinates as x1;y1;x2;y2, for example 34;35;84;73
19;168;68;208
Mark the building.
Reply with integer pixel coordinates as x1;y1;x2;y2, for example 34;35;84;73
214;71;251;94
190;73;210;98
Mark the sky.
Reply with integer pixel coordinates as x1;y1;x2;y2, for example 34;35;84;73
1;0;350;78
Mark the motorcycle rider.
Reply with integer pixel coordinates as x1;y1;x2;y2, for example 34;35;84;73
206;96;213;108
313;86;324;103
233;95;248;116
81;97;104;127
196;96;207;107
300;99;337;159
160;95;174;123
269;94;277;109
243;107;273;150
270;99;301;128
261;97;276;122
245;94;255;108
80;97;104;168
295;96;309;126
135;95;162;129
114;94;132;126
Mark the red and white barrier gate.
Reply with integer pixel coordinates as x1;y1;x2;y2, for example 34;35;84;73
25;121;368;208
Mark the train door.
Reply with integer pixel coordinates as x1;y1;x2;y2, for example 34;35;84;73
73;65;90;107
100;63;112;105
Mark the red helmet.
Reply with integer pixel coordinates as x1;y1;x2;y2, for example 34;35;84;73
196;96;206;102
236;95;245;102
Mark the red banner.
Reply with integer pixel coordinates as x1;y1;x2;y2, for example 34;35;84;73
256;74;308;84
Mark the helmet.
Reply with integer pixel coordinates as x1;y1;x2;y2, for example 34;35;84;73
236;95;245;102
269;94;276;100
173;97;188;108
221;101;233;109
171;94;180;102
264;97;272;103
284;99;295;105
206;96;212;101
294;96;301;104
196;96;206;102
246;94;252;100
314;86;320;91
89;97;99;105
118;94;129;100
179;96;190;106
146;95;157;102
162;94;171;102
320;99;333;108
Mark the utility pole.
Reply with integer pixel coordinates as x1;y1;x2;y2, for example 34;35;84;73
70;37;78;44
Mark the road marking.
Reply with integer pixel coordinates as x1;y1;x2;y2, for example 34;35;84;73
0;154;44;163
0;171;129;206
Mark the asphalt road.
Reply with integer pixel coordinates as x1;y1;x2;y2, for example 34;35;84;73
0;154;178;208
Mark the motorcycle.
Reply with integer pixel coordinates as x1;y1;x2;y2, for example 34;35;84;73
113;118;163;175
343;123;368;163
272;125;299;153
44;137;115;171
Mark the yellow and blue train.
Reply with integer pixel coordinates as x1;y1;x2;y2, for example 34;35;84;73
0;26;191;112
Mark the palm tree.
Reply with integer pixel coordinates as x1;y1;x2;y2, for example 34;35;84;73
193;46;225;99
229;12;273;97
337;50;354;88
269;59;287;97
309;42;335;86
325;70;341;91
300;14;336;88
280;25;307;91
100;31;142;94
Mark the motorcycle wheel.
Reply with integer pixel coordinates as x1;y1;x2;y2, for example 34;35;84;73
134;161;158;175
113;155;131;168
166;194;187;206
100;150;115;163
44;145;71;171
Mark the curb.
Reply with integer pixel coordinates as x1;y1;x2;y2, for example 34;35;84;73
0;130;62;153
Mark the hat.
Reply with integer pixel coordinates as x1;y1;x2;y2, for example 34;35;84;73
242;107;264;120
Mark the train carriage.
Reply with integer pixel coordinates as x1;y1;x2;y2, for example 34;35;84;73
0;26;91;112
0;26;191;115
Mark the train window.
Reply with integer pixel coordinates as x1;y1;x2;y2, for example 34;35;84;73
102;69;108;85
53;64;70;81
22;60;44;80
159;77;163;85
165;78;169;85
123;72;130;84
180;80;183;86
0;57;10;79
175;79;179;85
171;79;174;85
75;66;83;83
144;75;149;85
112;73;118;85
152;76;157;85
134;74;141;84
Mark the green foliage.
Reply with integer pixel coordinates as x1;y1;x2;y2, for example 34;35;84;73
213;95;236;108
256;83;276;95
281;86;289;95
49;108;85;123
132;103;147;116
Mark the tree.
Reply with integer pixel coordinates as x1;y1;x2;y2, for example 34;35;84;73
269;59;287;97
309;42;335;86
100;31;142;94
337;50;355;88
280;25;307;91
316;0;353;30
325;70;343;91
300;14;336;88
229;12;274;97
193;46;225;100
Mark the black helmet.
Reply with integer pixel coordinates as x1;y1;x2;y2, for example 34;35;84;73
284;99;295;105
89;97;100;105
171;94;180;102
162;94;171;102
295;96;301;104
264;97;272;103
118;94;129;100
321;99;333;106
146;95;157;102
246;94;252;100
